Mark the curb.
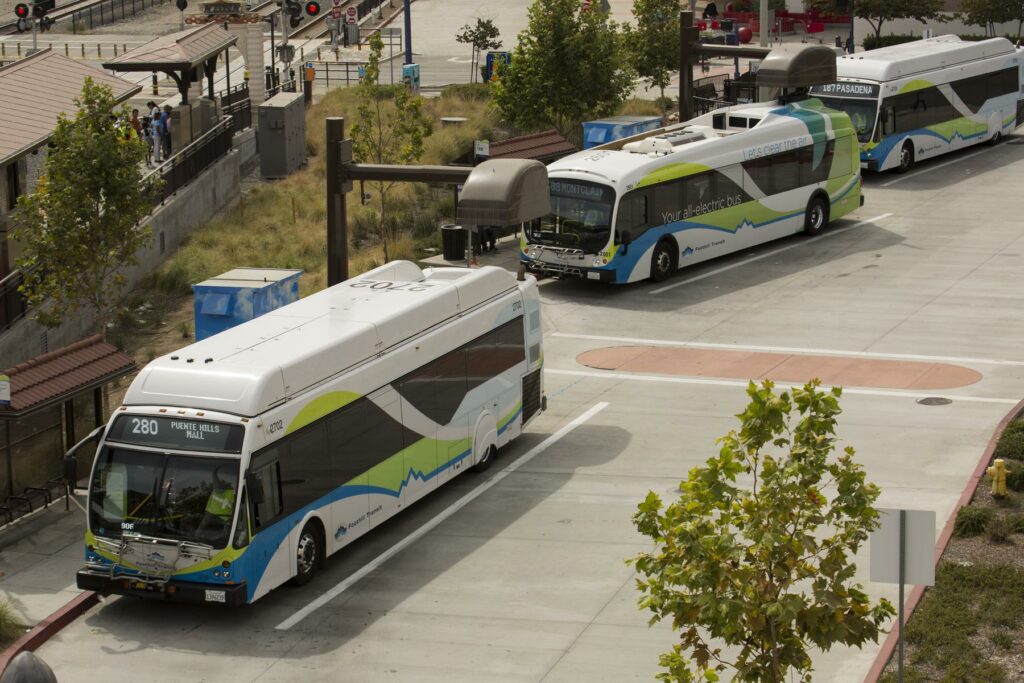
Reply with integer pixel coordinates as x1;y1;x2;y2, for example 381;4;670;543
863;396;1024;683
0;591;100;676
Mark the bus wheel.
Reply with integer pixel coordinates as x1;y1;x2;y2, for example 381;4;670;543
988;131;1002;146
649;240;675;282
470;444;496;473
290;523;321;586
804;196;829;236
895;142;914;173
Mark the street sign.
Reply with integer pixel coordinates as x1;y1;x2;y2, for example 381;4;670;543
474;140;489;158
0;374;10;406
346;5;356;23
870;508;935;586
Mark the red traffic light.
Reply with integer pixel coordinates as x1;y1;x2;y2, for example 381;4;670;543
304;1;320;15
14;3;29;18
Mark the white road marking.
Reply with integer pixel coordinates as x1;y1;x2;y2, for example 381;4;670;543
551;332;1024;368
275;401;610;631
649;214;893;295
546;369;1019;405
880;148;988;187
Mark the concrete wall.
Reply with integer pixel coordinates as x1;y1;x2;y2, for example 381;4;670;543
0;149;241;367
233;127;258;168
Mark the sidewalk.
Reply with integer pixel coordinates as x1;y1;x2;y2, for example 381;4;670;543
0;494;86;628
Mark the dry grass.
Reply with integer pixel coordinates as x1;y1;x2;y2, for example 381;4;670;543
0;599;24;646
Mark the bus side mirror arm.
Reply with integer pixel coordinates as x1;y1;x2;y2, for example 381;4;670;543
63;425;105;491
619;229;632;255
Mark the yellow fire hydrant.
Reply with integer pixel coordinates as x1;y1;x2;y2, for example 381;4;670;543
988;458;1009;497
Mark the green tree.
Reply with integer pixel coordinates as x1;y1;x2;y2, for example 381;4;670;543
492;0;634;140
959;0;1024;39
455;18;503;84
622;0;680;108
350;32;433;263
853;0;944;43
12;78;158;337
630;380;895;683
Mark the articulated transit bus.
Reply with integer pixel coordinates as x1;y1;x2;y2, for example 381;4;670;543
808;35;1024;173
520;97;863;284
73;261;545;605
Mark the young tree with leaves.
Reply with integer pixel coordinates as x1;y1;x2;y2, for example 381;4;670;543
631;380;895;683
12;78;159;338
960;0;1024;39
853;0;943;43
492;0;634;141
455;18;503;84
350;31;433;263
622;0;680;108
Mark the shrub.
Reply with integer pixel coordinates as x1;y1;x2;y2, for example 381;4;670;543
862;34;920;51
991;630;1014;650
995;421;1024;461
1005;467;1024;492
954;506;992;537
987;515;1014;544
441;83;490;102
1011;514;1024;534
0;600;23;645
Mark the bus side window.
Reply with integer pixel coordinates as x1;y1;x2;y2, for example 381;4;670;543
684;173;715;215
615;190;649;242
249;449;283;529
880;105;896;137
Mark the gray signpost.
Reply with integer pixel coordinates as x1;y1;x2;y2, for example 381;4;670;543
870;508;936;683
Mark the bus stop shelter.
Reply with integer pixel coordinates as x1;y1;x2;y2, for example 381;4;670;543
0;335;135;511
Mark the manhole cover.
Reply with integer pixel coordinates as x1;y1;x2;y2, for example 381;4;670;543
917;397;953;406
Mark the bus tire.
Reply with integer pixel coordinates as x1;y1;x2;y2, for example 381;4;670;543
988;130;1002;146
290;521;322;586
470;444;496;473
803;195;829;236
895;141;914;173
649;239;676;282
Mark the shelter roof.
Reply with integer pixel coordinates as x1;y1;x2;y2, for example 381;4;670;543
487;129;577;164
103;23;236;72
0;49;140;165
0;335;136;418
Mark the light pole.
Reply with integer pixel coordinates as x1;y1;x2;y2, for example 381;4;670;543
848;0;855;53
403;0;412;64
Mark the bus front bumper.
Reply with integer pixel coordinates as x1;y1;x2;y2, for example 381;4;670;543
77;569;247;606
521;258;616;283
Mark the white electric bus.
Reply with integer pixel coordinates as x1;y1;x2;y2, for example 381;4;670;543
808;35;1024;173
520;97;863;284
72;261;545;605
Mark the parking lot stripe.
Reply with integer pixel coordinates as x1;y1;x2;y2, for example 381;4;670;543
880;148;988;187
546;369;1019;405
274;401;611;631
649;214;893;295
551;332;1024;367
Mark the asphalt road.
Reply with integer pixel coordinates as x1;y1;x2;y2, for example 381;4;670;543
32;135;1024;681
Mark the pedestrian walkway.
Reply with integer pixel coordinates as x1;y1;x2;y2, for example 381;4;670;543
0;495;86;628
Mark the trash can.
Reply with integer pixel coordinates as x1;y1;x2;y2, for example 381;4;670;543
720;18;734;31
441;224;467;261
726;31;739;45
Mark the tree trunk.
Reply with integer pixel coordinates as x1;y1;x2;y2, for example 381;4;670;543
469;47;476;83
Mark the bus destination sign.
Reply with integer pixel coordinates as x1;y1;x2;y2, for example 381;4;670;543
107;415;245;453
809;82;881;99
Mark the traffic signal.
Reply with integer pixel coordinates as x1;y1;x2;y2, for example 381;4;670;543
285;0;301;17
33;0;55;18
304;1;319;16
175;0;187;10
13;3;28;18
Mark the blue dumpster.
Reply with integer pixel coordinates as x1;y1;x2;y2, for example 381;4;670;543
582;115;662;149
192;268;302;341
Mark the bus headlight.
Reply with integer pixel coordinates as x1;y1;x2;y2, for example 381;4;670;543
593;257;608;267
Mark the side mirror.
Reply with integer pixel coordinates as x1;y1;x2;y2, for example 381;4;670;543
620;229;632;246
63;425;105;490
246;472;264;505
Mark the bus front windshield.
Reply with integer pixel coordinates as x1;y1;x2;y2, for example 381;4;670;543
526;179;615;254
89;447;239;549
815;96;879;143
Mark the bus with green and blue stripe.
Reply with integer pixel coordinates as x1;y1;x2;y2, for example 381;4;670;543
73;261;545;604
520;97;863;284
809;35;1023;173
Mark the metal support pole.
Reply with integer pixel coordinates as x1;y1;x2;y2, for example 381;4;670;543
31;2;38;53
848;0;855;54
281;5;290;74
4;421;12;499
898;508;906;683
759;0;768;47
326;117;349;286
679;11;695;122
403;0;412;64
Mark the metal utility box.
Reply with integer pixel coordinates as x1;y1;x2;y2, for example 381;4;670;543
192;268;302;341
582;115;663;149
258;91;307;178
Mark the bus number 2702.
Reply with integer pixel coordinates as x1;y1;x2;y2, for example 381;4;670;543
349;280;433;292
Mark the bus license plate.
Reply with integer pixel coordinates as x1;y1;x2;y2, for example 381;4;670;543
587;272;600;280
204;589;226;603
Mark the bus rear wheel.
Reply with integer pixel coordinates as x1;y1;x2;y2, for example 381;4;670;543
649;240;676;282
804;196;829;236
470;444;496;473
290;522;321;586
895;142;914;173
